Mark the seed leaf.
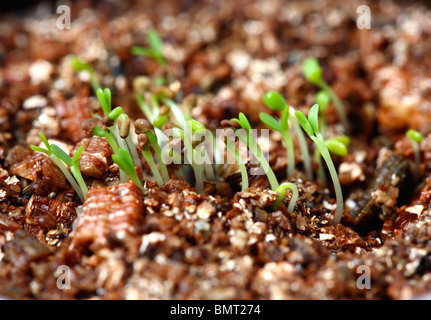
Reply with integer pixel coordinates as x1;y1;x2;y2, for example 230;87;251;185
259;113;282;132
329;135;351;147
72;145;84;166
108;106;124;120
262;91;287;111
326;139;348;156
230;113;251;131
406;129;423;143
69;56;92;72
50;144;72;166
308;104;320;135
30;145;50;155
281;106;290;131
191;119;206;132
130;46;153;57
104;88;111;112
96;88;109;114
295;110;314;137
38;133;51;151
315;90;330;112
112;147;134;173
147;30;163;56
302;57;323;85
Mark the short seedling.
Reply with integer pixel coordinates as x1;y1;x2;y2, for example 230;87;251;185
84;117;143;189
295;104;344;225
95;88;143;181
131;30;167;68
30;133;88;202
406;129;423;181
230;112;279;191
314;135;350;186
135;119;170;186
302;58;349;132
96;87;112;115
260;90;313;180
69;56;101;93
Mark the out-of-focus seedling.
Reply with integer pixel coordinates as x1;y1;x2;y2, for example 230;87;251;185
302;58;349;132
406;129;424;181
69;56;101;93
131;30;167;68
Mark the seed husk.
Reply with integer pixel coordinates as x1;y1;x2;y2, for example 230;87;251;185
134;118;154;134
117;116;131;139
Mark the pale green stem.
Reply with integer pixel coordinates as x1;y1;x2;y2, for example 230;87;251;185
111;125;128;182
151;137;170;183
70;165;88;200
290;110;313;181
125;133;143;170
281;131;295;178
408;138;421;182
226;141;249;191
141;148;164;186
314;147;327;187
243;132;279;190
312;133;344;225
318;81;349;133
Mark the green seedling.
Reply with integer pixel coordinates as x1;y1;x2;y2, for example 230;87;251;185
30;133;88;202
295;104;344;225
168;120;214;193
112;147;144;191
406;129;424;181
314;135;350;186
90;122;138;185
131;29;167;68
135;119;170;186
260;91;295;178
94;88;143;183
271;182;299;214
90;124;120;154
108;107;142;169
302;58;349;132
230;112;279;191
69;56;101;93
261;91;313;181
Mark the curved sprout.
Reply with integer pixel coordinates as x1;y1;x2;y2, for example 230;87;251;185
271;182;299;214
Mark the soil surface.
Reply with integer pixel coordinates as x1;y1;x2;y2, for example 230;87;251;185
1;0;431;300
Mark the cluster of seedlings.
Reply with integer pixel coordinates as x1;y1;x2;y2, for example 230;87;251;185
32;31;422;227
